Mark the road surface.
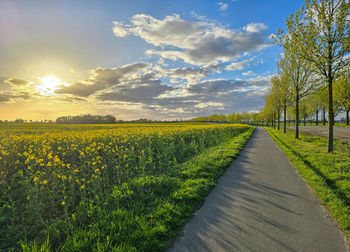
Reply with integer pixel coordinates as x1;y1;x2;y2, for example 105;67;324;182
287;126;350;142
171;128;348;252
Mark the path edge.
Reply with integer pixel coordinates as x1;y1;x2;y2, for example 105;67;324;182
265;127;350;252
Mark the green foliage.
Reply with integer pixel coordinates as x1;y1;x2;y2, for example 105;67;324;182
276;0;350;151
335;69;350;124
266;127;350;239
191;112;259;124
20;237;51;252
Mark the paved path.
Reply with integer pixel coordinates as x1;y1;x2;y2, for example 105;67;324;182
287;126;350;142
172;128;348;252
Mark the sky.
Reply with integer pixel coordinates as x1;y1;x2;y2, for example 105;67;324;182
0;0;305;121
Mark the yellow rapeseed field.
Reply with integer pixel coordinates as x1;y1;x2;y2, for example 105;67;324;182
0;122;250;251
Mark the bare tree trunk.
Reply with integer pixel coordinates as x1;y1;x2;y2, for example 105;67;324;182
346;109;349;125
283;101;287;134
316;110;319;126
323;109;326;125
278;110;280;130
328;75;334;153
295;93;299;139
304;114;306;126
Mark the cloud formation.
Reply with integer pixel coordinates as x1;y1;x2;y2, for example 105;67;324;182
113;14;271;65
168;64;221;83
55;62;151;97
97;73;174;104
49;54;272;118
4;78;30;86
0;91;30;103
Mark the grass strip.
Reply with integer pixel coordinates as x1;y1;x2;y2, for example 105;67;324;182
266;127;350;240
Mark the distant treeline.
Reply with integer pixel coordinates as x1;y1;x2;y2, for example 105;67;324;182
55;115;174;124
191;112;254;124
0;115;182;124
56;114;117;124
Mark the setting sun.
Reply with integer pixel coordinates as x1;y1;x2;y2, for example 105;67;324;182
37;75;60;95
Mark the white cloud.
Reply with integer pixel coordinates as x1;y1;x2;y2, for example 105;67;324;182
113;14;271;65
225;56;263;71
225;59;251;71
242;70;255;76
112;22;129;37
195;102;224;109
217;2;229;11
243;23;268;33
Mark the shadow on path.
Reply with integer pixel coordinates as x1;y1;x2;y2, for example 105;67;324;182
171;128;347;252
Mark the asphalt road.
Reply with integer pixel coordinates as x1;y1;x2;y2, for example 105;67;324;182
287;126;350;142
171;128;348;252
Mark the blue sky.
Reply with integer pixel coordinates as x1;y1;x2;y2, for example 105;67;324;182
0;0;305;120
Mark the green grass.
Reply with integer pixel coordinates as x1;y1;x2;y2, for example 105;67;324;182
335;123;350;127
18;127;254;251
266;127;350;239
284;122;349;127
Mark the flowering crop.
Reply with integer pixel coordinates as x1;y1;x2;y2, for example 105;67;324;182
0;123;250;250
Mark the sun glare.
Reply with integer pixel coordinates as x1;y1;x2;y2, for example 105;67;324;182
37;76;60;95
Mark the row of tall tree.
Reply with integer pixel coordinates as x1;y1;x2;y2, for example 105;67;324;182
262;0;349;153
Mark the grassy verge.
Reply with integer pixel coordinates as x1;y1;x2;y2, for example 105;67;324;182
284;122;349;127
266;128;350;240
21;127;254;251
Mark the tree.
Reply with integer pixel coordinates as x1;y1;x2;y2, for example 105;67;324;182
270;74;290;132
277;46;315;139
278;0;350;152
56;114;117;124
335;68;350;125
305;88;325;125
314;85;329;125
299;101;311;125
263;92;279;128
275;62;293;133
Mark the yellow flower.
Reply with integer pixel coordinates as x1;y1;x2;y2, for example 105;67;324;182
26;195;30;200
94;168;100;173
80;184;85;189
43;180;48;184
33;177;39;182
61;201;65;205
66;164;71;168
73;169;79;173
